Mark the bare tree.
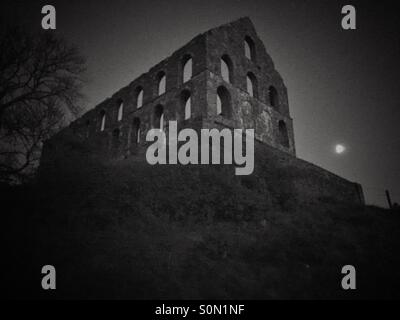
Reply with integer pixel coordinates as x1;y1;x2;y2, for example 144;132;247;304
0;26;86;184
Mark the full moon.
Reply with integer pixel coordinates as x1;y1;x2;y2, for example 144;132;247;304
335;144;346;154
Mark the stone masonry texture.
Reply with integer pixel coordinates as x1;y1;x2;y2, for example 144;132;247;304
40;17;364;206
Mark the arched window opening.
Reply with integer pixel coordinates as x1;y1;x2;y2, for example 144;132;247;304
246;76;253;97
132;117;141;144
85;120;90;138
220;55;233;83
244;36;255;61
181;90;191;120
246;73;257;98
278;120;289;148
154;105;164;130
100;110;106;132
117;100;124;121
185;97;191;120
183;56;192;83
268;86;279;108
136;87;144;109
158;72;166;96
112;128;120;149
216;86;231;118
217;94;222;115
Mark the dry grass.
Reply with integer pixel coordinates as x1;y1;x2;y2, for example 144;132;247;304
3;153;400;299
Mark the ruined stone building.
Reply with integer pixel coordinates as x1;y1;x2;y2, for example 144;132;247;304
41;17;364;205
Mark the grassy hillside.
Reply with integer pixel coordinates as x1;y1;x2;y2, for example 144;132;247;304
3;150;400;299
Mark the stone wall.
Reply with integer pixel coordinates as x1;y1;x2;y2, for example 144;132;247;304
45;17;295;160
39;17;364;206
253;141;364;205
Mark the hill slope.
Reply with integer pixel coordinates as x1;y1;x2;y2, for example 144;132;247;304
3;151;400;299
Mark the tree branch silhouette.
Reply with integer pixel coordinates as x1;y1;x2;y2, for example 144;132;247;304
0;27;86;183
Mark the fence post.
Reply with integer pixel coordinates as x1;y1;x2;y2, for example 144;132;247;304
385;190;393;209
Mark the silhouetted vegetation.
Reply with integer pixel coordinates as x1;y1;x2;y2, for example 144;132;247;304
0;26;86;184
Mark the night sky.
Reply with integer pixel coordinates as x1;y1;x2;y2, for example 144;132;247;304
4;0;400;206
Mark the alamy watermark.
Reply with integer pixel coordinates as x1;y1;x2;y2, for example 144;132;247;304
145;121;255;176
40;5;356;31
41;265;56;290
341;265;356;290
